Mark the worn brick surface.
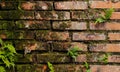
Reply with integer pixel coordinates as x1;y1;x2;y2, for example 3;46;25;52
108;33;120;40
90;22;120;30
90;65;120;72
35;11;70;20
53;21;87;30
51;42;87;51
36;1;53;10
90;1;120;9
73;32;106;41
0;0;120;72
55;1;88;10
35;31;69;41
89;44;120;52
15;20;51;29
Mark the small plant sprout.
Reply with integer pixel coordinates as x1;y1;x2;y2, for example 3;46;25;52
83;62;91;72
95;8;114;24
98;53;111;63
67;46;82;61
47;62;54;72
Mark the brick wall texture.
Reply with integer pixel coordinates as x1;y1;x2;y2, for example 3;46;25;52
0;0;120;72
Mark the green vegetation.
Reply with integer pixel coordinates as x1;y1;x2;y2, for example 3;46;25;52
98;53;110;63
0;39;17;72
95;8;114;24
67;46;82;61
47;62;54;72
83;62;91;72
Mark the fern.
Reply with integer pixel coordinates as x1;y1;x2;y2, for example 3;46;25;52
83;62;91;72
67;46;82;60
95;8;114;24
0;39;17;72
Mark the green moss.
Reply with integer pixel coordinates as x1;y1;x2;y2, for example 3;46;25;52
17;65;35;72
0;11;23;19
35;30;49;40
59;22;71;29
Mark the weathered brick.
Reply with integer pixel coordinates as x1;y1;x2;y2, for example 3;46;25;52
0;21;15;29
0;2;18;10
90;1;120;9
15;20;51;29
37;53;70;63
71;10;101;20
14;40;50;51
90;65;120;72
51;42;87;51
73;32;106;41
35;11;70;20
17;54;34;63
108;32;120;40
35;31;69;41
0;30;34;39
55;1;88;10
53;21;87;30
108;55;120;63
21;2;35;10
110;12;120;19
0;11;34;19
89;44;120;52
90;22;120;30
54;65;84;72
76;54;87;62
36;1;53;10
17;64;38;72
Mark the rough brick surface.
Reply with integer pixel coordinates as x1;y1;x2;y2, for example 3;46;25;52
73;32;106;41
55;1;88;10
89;44;120;52
90;22;120;30
108;33;120;40
90;65;120;72
35;11;70;20
0;0;120;72
90;1;120;9
53;21;87;30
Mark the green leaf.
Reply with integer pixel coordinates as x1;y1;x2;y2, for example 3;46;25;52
86;69;91;72
0;38;3;46
0;66;6;72
105;8;114;19
4;44;16;53
47;62;54;72
84;62;89;69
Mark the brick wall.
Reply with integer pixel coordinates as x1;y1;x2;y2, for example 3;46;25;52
0;0;120;72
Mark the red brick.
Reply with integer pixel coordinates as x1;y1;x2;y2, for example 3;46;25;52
35;31;69;41
76;54;87;62
90;22;120;30
55;1;88;10
16;20;51;29
108;55;120;63
89;44;120;52
35;11;70;20
108;33;120;40
21;2;35;10
71;10;101;20
53;21;87;30
90;65;120;72
36;1;53;10
14;40;50;51
73;32;106;41
37;53;70;63
90;1;120;9
52;42;87;51
110;12;120;19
